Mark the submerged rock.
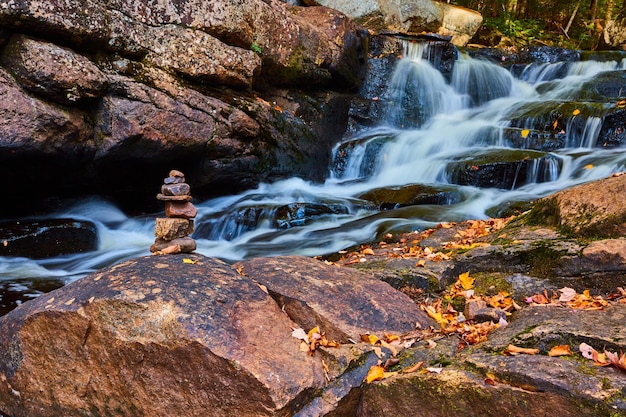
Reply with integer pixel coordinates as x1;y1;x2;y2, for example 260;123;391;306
0;219;97;259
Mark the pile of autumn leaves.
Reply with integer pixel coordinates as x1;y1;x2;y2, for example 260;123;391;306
293;270;626;384
296;217;626;383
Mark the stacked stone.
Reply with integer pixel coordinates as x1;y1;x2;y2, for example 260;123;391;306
150;170;197;254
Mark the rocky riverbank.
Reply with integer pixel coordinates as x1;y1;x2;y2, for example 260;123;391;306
1;173;624;416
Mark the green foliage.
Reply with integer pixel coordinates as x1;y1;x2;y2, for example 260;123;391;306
250;42;262;55
484;17;545;45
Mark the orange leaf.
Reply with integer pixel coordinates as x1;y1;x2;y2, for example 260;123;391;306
548;345;572;357
505;344;539;355
402;361;424;374
521;129;530;138
572;109;581;116
365;365;386;383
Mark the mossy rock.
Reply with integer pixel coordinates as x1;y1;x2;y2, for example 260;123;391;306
357;183;465;209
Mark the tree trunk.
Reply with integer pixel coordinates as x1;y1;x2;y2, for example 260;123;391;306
606;0;615;20
589;0;598;21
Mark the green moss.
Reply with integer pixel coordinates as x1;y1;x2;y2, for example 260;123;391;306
523;197;560;228
517;241;567;278
472;272;513;296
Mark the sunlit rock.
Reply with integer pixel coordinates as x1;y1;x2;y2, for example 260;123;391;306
310;0;482;46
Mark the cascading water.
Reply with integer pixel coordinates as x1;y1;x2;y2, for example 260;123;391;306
2;40;626;313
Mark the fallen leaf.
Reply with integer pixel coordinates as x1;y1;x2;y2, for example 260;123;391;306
362;247;375;255
505;344;539;355
361;333;380;345
521;129;530;138
257;283;269;294
291;328;308;342
458;272;474;290
558;287;577;302
605;350;626;372
365;365;386;383
548;345;572;357
402;361;424;373
579;343;610;365
584;164;594;170
572;109;581;116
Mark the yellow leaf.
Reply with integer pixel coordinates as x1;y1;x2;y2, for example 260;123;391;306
521;129;530;138
548;345;572;357
360;333;380;345
308;326;321;341
584;164;594;170
365;365;386;383
573;109;580;116
182;258;197;264
425;306;448;325
459;272;474;290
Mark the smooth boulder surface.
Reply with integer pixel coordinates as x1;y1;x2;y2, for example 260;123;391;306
235;255;435;342
0;255;325;416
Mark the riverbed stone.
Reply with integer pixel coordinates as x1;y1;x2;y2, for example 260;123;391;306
526;173;626;238
234;255;436;342
154;217;194;240
161;182;190;196
164;201;198;219
149;236;197;254
0;255;327;417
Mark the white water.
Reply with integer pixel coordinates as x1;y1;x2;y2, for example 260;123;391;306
2;43;626;288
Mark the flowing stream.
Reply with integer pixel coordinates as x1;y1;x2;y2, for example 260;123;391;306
2;42;626;312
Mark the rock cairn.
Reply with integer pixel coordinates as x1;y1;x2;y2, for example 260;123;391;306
150;170;197;255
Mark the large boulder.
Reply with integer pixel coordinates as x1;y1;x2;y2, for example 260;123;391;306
235;255;435;342
0;254;431;416
0;255;324;416
526;173;626;238
309;0;482;46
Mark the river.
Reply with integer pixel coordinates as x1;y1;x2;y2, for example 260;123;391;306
1;42;626;314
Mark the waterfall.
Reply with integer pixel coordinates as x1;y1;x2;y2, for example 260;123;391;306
3;40;626;302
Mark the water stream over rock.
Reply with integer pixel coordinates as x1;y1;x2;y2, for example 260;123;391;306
2;41;626;314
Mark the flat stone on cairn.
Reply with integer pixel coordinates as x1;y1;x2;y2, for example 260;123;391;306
150;170;197;254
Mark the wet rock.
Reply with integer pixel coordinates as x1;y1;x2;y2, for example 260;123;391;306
0;219;97;259
149;236;197;253
0;255;327;417
161;183;190;196
153;218;194;240
357;183;465;209
274;202;350;229
445;149;562;189
234;256;436;342
164;201;197;219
